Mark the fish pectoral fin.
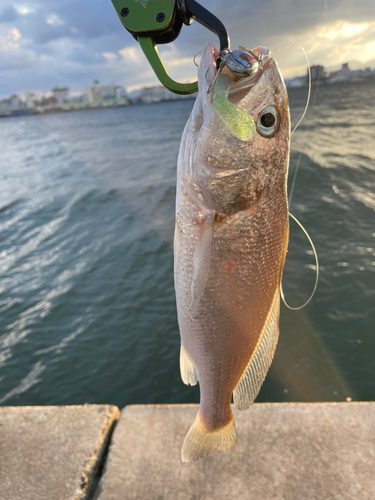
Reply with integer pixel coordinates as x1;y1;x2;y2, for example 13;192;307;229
233;289;280;410
181;410;237;462
180;344;198;386
190;212;214;310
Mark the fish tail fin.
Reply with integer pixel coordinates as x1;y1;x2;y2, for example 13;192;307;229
181;409;237;462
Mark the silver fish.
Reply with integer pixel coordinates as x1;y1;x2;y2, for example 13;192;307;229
174;44;290;462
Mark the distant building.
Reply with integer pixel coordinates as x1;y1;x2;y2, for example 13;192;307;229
115;86;127;100
285;76;307;89
10;94;23;108
0;94;23;110
69;94;85;102
310;65;325;83
140;85;173;104
327;63;355;84
334;63;351;80
86;84;102;102
24;92;39;108
101;84;116;99
40;96;58;108
52;87;69;105
340;63;350;78
86;82;117;102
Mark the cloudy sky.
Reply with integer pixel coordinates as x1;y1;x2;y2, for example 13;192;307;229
0;0;374;98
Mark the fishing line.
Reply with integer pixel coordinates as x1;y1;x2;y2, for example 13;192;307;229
288;154;301;206
270;45;318;308
207;60;224;94
193;51;203;67
280;212;319;310
268;44;311;136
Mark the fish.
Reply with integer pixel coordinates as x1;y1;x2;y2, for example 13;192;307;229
174;43;290;462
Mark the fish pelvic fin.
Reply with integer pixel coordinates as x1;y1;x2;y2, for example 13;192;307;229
181;410;237;462
180;344;198;386
233;289;280;410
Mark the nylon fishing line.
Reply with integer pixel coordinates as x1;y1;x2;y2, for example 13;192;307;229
280;212;319;310
267;46;319;309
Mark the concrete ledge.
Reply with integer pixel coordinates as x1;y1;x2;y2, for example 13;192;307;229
0;405;120;500
99;403;375;500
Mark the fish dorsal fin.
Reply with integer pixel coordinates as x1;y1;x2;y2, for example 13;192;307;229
180;344;198;386
233;290;280;410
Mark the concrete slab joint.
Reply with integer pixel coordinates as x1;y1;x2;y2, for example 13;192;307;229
1;403;375;499
99;402;375;500
0;404;120;500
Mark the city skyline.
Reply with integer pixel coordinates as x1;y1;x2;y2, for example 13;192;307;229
0;0;375;99
1;58;374;104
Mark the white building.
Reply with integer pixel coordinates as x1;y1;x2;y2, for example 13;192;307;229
0;94;23;110
115;86;127;100
86;83;117;102
327;63;353;84
101;84;116;99
140;85;174;104
52;87;69;105
86;84;102;102
24;92;38;108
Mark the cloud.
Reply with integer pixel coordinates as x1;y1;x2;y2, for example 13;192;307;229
0;0;375;98
270;18;375;78
0;5;18;23
0;25;37;72
102;51;118;61
0;25;22;50
10;0;122;45
318;21;369;40
119;46;142;63
315;20;375;65
17;6;31;15
46;14;64;26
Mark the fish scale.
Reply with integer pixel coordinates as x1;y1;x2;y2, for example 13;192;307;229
175;43;290;461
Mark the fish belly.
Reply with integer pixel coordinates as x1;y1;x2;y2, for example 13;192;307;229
175;185;288;460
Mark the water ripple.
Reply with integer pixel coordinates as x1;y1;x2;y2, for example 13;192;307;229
0;87;374;405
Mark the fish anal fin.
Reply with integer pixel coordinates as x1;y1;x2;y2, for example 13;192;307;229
181;410;237;462
233;290;280;410
180;344;198;386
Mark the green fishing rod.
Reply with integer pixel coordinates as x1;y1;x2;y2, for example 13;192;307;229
109;0;230;94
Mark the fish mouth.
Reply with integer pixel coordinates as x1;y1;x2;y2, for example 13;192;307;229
202;44;272;105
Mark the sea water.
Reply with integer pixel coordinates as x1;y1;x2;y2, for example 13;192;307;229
0;80;374;406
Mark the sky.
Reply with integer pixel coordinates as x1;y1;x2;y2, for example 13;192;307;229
0;0;374;98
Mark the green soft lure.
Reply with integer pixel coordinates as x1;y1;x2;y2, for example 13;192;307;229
213;73;256;142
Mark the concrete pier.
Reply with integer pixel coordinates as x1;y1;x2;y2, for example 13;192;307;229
1;403;375;499
98;403;375;500
0;405;120;500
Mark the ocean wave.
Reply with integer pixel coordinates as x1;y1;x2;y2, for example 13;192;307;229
0;88;374;406
0;361;45;404
0;199;21;215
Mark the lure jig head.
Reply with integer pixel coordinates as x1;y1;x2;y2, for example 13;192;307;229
109;0;230;95
208;47;262;95
221;49;260;78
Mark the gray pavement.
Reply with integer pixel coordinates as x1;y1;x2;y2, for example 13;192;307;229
0;405;120;500
99;403;375;500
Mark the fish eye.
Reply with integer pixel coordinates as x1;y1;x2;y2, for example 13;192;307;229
256;106;280;138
